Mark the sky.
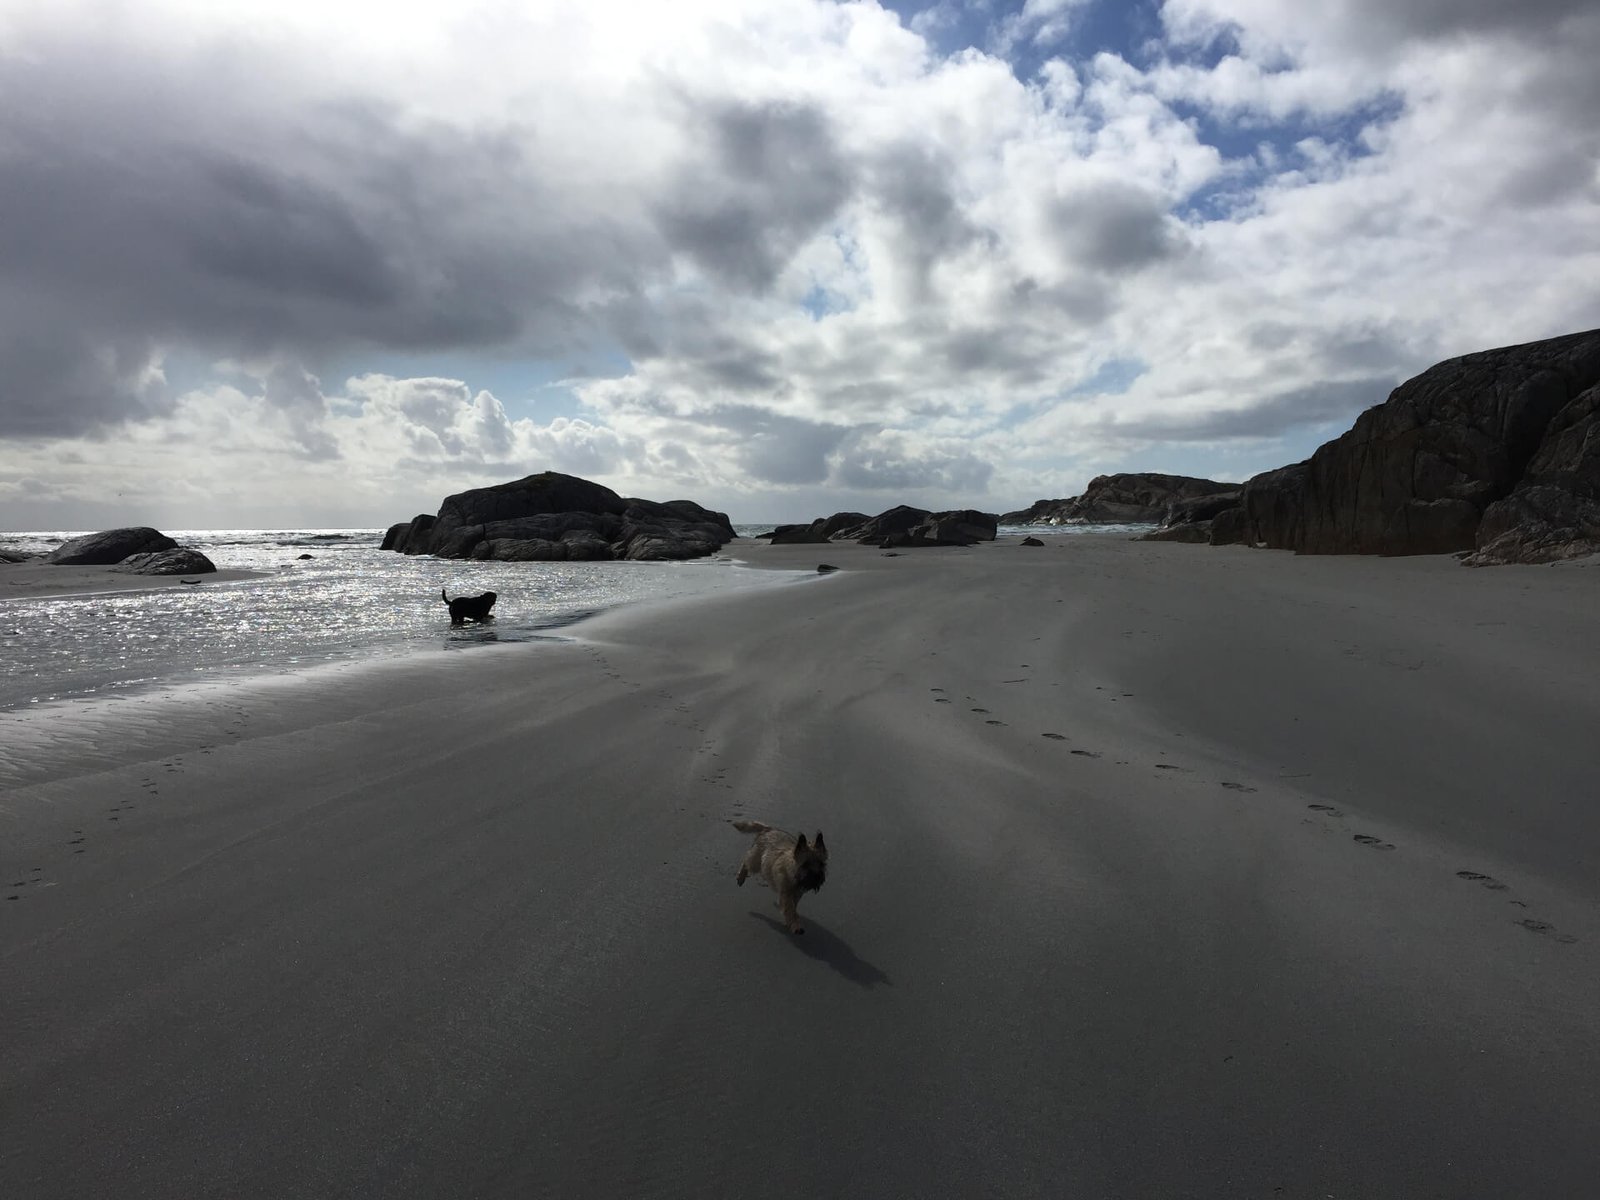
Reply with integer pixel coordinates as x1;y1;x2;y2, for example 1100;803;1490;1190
2;0;1597;529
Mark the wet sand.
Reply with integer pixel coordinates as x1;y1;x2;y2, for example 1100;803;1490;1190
0;560;259;600
2;536;1598;1197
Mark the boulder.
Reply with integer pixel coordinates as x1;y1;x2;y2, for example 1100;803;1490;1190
113;548;218;575
914;510;998;544
46;527;176;565
843;506;931;544
1463;374;1600;564
1001;474;1241;525
767;512;872;544
1020;536;1045;547
385;473;736;562
1164;490;1242;526
1225;329;1600;557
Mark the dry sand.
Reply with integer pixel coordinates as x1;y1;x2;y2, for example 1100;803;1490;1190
3;536;1598;1197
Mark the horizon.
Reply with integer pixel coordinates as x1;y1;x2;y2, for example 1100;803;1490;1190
2;0;1597;530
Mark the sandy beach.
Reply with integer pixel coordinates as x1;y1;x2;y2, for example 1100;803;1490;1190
3;536;1598;1198
0;560;261;601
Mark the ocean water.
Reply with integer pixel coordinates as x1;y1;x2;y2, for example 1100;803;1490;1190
0;521;1141;711
0;527;807;711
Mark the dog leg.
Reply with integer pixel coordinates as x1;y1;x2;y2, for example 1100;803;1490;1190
779;893;804;935
736;864;748;886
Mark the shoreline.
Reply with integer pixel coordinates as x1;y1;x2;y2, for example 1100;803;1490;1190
0;560;264;601
4;535;1598;1197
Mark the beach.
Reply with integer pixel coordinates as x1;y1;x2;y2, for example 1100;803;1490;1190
3;535;1598;1197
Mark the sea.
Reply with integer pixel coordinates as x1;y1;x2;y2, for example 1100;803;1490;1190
0;522;1137;711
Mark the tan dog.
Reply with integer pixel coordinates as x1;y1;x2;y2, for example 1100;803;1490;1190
731;820;828;934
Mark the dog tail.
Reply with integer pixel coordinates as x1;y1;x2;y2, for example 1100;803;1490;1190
441;587;450;603
729;820;771;834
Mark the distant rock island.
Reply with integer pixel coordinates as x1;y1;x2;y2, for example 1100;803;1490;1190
1000;474;1240;526
35;527;218;575
1139;328;1600;564
383;472;736;562
760;506;999;547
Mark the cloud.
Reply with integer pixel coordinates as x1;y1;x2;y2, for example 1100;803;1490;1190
0;0;1597;523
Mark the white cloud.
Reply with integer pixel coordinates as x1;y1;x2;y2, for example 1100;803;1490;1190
0;0;1597;526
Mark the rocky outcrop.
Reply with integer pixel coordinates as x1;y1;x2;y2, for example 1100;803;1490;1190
1464;375;1600;564
1001;474;1241;525
384;472;737;562
763;506;998;547
1218;329;1600;559
766;512;871;544
46;527;177;565
113;548;218;575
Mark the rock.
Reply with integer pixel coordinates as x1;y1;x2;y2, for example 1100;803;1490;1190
843;506;931;543
1001;474;1241;525
297;554;314;560
767;512;871;544
113;548;218;575
839;506;997;546
1226;329;1600;557
385;473;735;562
817;563;839;573
1209;506;1251;547
1020;536;1045;547
914;510;998;544
1464;376;1600;564
46;527;176;565
1465;485;1600;565
1;550;36;563
382;516;434;553
1164;490;1243;526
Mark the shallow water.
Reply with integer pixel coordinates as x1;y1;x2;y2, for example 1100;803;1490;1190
0;528;804;710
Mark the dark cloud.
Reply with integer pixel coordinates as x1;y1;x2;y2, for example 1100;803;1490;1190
0;32;665;438
655;99;854;292
1109;377;1392;442
1344;0;1595;44
1046;179;1187;273
831;431;994;492
867;141;986;296
722;408;850;485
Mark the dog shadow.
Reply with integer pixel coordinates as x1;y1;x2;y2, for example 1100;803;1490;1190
749;913;893;989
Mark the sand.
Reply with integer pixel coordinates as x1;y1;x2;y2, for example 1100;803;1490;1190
2;536;1598;1197
0;560;260;600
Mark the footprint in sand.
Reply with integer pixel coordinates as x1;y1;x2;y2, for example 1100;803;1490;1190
934;698;951;704
1353;833;1395;850
1070;749;1100;758
985;719;1006;726
1456;870;1509;891
1220;782;1258;793
1154;764;1188;772
1307;803;1343;816
971;708;989;713
1515;918;1578;944
1041;733;1067;741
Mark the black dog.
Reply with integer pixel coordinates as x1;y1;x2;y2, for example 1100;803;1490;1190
442;587;497;626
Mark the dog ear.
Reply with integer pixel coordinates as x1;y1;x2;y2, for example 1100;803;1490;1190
815;831;825;851
794;833;808;852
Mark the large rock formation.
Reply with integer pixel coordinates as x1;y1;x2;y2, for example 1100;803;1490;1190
1216;329;1600;560
383;472;737;562
113;548;218;575
1001;474;1240;525
45;527;177;565
765;512;871;544
762;506;999;547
